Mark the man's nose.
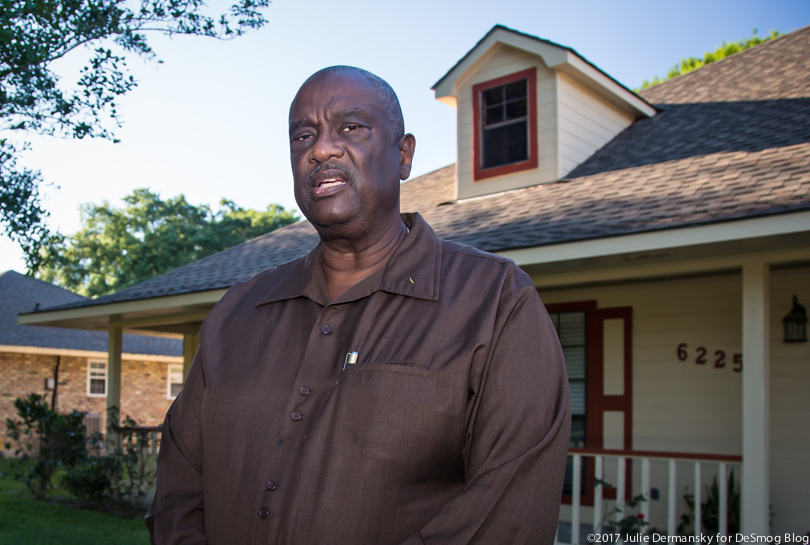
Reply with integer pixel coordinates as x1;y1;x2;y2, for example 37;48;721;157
310;131;344;163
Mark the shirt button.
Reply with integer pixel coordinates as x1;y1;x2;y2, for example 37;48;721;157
259;507;270;518
266;480;278;491
321;324;331;334
290;411;302;422
299;385;310;396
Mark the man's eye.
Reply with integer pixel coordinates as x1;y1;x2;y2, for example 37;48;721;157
342;124;361;132
293;133;312;141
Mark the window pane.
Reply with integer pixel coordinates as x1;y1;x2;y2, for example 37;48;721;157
563;346;585;379
570;417;585;448
505;98;527;120
90;378;105;395
485;105;503;126
569;382;585;415
505;122;528;163
482;86;503;106
505;79;527;101
483;126;508;169
170;383;183;397
558;312;585;345
507;141;528;164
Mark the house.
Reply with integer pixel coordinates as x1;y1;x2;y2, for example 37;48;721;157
19;25;810;536
1;270;183;440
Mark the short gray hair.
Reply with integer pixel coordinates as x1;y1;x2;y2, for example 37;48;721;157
302;65;405;140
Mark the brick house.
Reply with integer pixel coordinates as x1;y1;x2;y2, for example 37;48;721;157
1;270;182;442
20;26;810;536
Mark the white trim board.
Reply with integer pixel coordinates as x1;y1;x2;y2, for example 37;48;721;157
500;211;810;267
18;288;227;326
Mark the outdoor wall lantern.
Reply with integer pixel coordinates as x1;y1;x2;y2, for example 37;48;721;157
783;295;808;343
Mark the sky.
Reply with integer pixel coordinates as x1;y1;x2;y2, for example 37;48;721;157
2;0;809;274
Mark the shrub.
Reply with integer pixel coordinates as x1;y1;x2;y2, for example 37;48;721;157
62;455;119;506
4;393;87;499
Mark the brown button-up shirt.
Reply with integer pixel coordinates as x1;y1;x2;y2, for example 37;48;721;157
146;213;570;545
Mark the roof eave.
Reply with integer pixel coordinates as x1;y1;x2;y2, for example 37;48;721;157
18;288;227;333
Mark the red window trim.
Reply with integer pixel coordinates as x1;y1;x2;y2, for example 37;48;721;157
472;67;538;181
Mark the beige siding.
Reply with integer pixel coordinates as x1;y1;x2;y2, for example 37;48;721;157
455;44;558;200
540;273;744;455
557;72;635;178
769;266;810;533
537;265;810;533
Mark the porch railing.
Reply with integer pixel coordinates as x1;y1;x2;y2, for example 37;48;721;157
122;425;162;496
557;448;743;545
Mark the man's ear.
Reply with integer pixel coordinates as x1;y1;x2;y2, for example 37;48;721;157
398;133;416;181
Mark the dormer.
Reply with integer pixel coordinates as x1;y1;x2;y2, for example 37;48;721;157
433;25;656;200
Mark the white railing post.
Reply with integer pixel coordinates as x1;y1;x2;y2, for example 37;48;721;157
559;450;739;544
694;461;702;536
572;454;581;545
641;457;651;524
594;455;603;532
668;459;677;536
718;462;728;536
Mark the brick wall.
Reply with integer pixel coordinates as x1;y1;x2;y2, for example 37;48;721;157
1;350;179;446
0;351;55;428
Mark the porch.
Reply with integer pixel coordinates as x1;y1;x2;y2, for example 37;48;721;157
556;448;743;544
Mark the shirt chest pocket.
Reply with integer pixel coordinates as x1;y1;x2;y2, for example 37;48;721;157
347;360;429;377
335;360;464;470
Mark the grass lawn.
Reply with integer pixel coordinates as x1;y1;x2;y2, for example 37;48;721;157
0;460;151;545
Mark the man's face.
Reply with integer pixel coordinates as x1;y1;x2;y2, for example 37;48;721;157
289;72;413;232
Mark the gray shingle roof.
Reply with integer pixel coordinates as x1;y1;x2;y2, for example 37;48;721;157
2;271;181;355
37;25;810;312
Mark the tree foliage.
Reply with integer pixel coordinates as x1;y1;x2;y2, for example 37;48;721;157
37;188;297;296
638;29;783;90
0;0;270;269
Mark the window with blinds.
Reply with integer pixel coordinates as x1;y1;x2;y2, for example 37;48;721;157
549;311;586;447
549;310;587;497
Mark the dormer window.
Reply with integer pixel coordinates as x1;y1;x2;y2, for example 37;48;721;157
473;67;538;181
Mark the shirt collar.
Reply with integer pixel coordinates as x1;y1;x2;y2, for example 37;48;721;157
255;212;441;307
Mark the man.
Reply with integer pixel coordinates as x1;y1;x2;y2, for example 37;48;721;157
146;66;570;544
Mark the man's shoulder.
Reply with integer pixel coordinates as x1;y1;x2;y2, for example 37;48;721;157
232;256;306;294
438;238;534;290
206;254;309;321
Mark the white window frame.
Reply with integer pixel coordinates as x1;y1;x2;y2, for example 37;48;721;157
86;359;108;398
167;364;184;400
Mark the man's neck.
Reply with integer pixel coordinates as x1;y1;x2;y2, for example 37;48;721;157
319;217;408;301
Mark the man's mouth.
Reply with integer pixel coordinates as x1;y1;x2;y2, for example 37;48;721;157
308;165;350;197
318;178;345;189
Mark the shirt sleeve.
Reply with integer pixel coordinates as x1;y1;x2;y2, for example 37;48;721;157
400;279;571;545
144;345;207;545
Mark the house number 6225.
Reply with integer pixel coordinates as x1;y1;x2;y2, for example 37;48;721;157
677;343;742;372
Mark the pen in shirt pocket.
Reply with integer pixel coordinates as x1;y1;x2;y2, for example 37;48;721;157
343;351;358;371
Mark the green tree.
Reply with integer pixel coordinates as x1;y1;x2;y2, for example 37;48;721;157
1;0;270;270
37;188;297;296
638;29;783;90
